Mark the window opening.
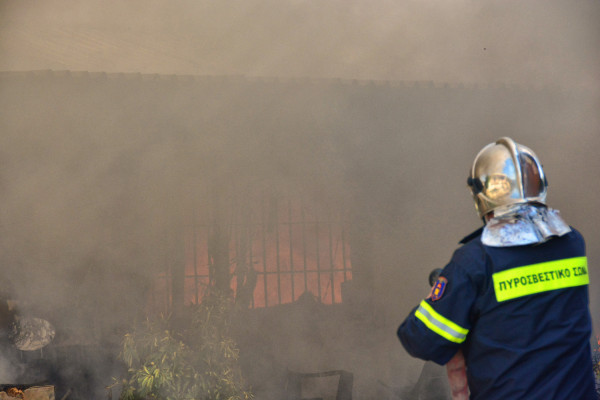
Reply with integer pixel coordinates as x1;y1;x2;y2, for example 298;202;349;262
150;193;352;311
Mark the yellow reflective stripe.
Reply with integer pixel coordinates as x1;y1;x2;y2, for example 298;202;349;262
415;300;469;344
492;256;588;302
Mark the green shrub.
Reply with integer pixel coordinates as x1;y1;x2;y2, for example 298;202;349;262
116;292;253;400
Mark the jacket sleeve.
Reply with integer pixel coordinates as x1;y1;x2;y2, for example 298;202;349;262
397;254;479;365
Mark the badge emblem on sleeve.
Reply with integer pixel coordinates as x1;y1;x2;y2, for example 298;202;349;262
431;277;448;301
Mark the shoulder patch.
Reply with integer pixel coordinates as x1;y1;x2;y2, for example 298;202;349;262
430;277;448;301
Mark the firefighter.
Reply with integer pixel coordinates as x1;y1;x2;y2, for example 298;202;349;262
397;137;597;399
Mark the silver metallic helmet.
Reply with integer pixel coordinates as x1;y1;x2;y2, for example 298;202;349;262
467;137;548;218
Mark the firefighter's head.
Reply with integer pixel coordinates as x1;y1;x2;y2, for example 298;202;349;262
467;137;547;218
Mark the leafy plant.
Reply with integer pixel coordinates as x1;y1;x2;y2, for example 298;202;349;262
115;291;253;400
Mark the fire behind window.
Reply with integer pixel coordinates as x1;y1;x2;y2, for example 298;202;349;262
150;195;352;311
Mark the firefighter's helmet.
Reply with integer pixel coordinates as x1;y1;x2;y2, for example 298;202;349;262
468;137;547;218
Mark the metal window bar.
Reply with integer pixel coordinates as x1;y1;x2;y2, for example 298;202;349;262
315;201;322;301
261;198;269;307
158;196;352;311
301;200;308;294
328;217;335;304
288;198;295;303
193;223;199;305
341;225;348;281
250;233;255;309
165;236;173;312
252;199;351;306
275;200;282;305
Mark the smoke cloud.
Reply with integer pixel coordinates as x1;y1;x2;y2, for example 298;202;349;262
0;1;599;399
1;0;599;89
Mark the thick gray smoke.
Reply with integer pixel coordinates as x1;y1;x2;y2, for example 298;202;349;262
1;0;599;89
0;1;599;399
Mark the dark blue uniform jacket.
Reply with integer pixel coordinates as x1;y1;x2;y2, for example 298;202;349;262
398;227;596;400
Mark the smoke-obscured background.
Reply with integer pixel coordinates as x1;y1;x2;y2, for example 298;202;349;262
1;0;599;89
1;0;599;399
